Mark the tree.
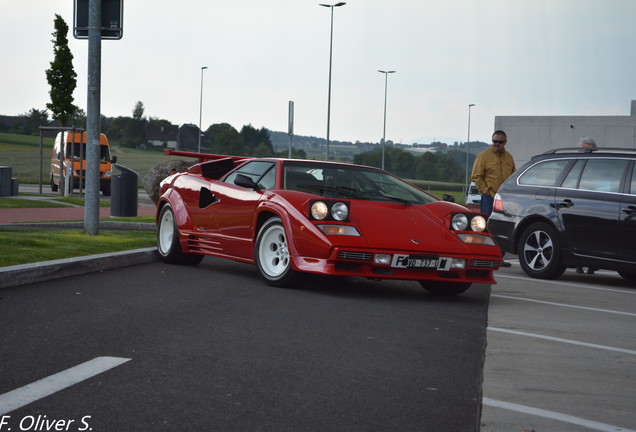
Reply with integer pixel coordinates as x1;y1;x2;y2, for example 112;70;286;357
22;108;50;135
132;101;145;121
45;14;77;126
241;124;275;156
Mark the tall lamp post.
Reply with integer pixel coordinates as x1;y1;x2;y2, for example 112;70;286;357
378;70;396;170
464;103;475;193
198;66;208;153
320;2;346;161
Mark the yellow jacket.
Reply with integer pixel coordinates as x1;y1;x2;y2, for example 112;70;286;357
471;146;516;197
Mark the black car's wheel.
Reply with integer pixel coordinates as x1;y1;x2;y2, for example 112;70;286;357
157;204;203;266
618;271;636;283
518;222;566;279
51;176;59;192
418;281;471;296
255;217;299;287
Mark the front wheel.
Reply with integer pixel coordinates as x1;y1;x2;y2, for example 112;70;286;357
518;222;566;279
418;281;471;296
255;217;299;287
157;204;203;266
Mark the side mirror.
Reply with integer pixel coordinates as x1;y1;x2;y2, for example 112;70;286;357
111;155;118;164
442;193;456;203
234;173;259;190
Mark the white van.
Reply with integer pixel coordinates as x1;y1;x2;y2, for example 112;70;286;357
465;181;481;205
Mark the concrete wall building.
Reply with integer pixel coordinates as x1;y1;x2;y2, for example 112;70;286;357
494;100;636;166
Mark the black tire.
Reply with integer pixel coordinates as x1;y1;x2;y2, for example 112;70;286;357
418;281;471;296
517;222;566;279
618;271;636;283
51;176;59;192
157;204;203;266
255;217;299;287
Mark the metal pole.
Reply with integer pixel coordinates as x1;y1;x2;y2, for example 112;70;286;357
465;103;475;193
288;101;294;158
39;130;43;194
85;0;102;235
198;66;207;153
378;70;395;170
320;2;346;161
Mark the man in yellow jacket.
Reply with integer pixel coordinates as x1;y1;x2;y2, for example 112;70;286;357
471;129;516;215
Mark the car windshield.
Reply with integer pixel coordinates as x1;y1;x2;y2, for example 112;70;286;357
283;161;437;205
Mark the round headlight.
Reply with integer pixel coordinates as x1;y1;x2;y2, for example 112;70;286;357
331;202;349;221
311;201;329;220
451;214;469;230
470;215;487;232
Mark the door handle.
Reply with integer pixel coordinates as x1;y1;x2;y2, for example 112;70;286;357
622;205;636;215
552;199;573;208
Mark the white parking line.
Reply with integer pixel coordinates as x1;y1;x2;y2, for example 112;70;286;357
496;273;636;294
488;327;636;355
0;356;131;415
491;294;636;317
482;397;636;432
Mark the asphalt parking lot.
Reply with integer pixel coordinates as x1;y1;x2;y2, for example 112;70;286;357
481;260;636;432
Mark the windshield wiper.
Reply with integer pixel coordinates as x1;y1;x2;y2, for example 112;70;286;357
380;194;412;206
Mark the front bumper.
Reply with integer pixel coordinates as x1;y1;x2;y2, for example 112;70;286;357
292;247;501;285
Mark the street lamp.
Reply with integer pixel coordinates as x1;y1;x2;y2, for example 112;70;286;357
465;103;475;193
319;2;346;161
198;66;208;153
378;70;396;170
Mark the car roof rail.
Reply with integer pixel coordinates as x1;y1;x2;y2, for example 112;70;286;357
541;147;636;155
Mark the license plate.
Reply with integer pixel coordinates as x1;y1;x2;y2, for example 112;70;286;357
391;254;452;271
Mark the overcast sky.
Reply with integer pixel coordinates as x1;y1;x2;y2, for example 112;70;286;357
2;0;635;145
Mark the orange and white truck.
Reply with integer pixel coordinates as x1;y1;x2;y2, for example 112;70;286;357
50;131;117;196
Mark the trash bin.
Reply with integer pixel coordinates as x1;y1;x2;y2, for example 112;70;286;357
111;164;138;217
0;166;12;197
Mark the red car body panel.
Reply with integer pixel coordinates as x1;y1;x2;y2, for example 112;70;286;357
157;153;502;285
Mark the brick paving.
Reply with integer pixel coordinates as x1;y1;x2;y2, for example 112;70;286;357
0;205;156;224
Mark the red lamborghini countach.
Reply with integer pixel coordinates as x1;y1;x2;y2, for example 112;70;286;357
156;151;502;296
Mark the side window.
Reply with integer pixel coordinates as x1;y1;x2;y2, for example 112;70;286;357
224;161;276;190
257;166;276;190
631;164;636;195
518;160;570;186
561;160;585;189
578;159;629;193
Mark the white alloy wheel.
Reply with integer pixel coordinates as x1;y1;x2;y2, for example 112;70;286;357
158;207;176;256
258;223;290;278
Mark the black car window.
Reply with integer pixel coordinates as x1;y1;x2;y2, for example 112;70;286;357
630;163;636;195
578;159;629;193
518;160;570;186
561;160;585;189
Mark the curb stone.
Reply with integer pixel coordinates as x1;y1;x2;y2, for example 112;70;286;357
0;247;160;290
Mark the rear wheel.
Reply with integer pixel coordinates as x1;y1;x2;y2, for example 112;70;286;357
50;176;59;192
157;204;203;265
518;222;566;279
618;271;636;283
418;281;471;296
255;217;299;287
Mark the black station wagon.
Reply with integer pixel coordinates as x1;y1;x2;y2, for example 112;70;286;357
487;147;636;282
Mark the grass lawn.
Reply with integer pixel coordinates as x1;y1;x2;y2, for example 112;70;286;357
0;229;156;267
